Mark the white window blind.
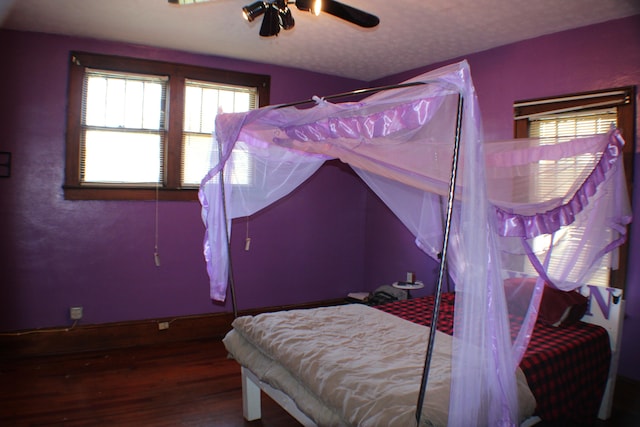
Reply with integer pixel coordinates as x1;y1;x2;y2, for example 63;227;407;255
81;69;167;185
181;80;258;187
529;108;617;141
528;108;617;286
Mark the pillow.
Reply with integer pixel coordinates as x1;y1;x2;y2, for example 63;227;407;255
503;277;588;327
539;285;588;327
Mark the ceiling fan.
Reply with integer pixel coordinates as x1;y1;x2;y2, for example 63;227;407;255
168;0;379;37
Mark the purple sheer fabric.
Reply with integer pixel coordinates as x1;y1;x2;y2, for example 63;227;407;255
199;60;632;426
280;97;443;142
486;129;631;372
493;131;627;239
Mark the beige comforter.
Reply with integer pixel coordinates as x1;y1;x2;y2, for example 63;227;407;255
223;303;536;426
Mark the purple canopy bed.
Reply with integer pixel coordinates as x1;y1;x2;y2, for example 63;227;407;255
199;61;631;426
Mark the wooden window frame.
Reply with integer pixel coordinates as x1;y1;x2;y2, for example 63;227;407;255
64;52;270;201
514;86;636;291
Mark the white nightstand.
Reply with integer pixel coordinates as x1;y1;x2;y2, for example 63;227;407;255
392;281;424;299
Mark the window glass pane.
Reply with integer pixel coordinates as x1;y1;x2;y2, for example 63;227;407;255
201;87;218;133
184;85;204;133
123;80;144;129
105;78;126;128
85;73;164;130
85;77;107;126
83;130;161;183
234;91;251;112
182;134;211;185
142;82;163;129
217;90;234;114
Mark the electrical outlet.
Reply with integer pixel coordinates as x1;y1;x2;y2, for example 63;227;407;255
70;306;83;320
158;321;170;330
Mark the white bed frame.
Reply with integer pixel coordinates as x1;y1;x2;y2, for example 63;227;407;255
242;366;317;426
240;285;625;425
578;285;625;420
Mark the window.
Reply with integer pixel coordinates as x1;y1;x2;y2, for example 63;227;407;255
81;70;167;185
181;80;256;186
514;87;635;290
64;52;270;201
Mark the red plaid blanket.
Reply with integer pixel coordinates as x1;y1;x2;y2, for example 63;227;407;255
376;293;611;424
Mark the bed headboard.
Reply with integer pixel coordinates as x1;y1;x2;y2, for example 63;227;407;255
579;285;624;349
578;285;624;420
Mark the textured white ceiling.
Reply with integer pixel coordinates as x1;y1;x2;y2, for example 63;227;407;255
1;0;639;81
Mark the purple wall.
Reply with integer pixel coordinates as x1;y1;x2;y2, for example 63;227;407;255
0;29;369;330
363;194;439;297
228;160;369;307
368;15;640;380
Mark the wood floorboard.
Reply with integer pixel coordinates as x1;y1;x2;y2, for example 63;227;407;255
0;338;301;427
1;337;638;426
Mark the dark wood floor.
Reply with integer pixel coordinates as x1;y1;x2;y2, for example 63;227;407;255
1;337;638;426
0;338;300;426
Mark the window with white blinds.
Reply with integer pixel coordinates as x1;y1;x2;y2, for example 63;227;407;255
529;108;617;140
529;108;617;208
181;80;257;187
81;70;167;185
64;52;270;201
528;108;618;287
513;86;635;290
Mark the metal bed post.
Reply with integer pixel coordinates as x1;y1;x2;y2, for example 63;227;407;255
415;94;464;425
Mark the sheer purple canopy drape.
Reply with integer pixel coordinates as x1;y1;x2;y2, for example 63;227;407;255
199;60;631;426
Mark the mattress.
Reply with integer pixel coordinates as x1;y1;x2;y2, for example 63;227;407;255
377;293;612;424
223;302;536;427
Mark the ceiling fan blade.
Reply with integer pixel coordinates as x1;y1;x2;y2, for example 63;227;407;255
322;0;379;28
